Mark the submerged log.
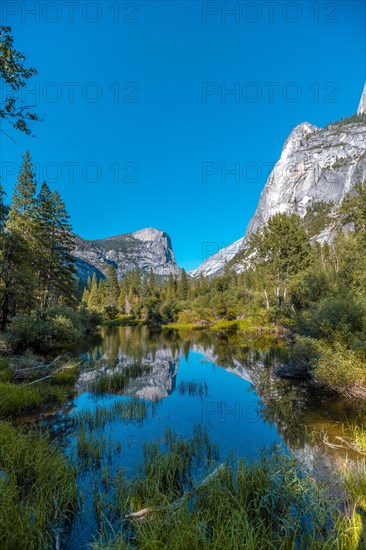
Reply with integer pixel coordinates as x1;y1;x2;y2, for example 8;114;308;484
125;463;226;521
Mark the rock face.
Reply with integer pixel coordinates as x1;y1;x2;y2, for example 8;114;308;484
357;83;366;115
190;89;366;278
189;237;245;278
74;227;181;281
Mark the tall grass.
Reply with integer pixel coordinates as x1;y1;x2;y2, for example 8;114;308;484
89;363;152;395
90;425;366;550
73;399;150;430
0;422;76;550
0;382;41;415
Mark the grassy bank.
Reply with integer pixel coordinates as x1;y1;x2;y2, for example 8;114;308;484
103;314;144;327
3;391;366;548
0;422;76;550
0;355;79;417
162;315;288;337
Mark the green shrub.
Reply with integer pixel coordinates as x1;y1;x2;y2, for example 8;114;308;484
313;341;366;398
287;336;320;375
297;294;366;344
8;305;102;351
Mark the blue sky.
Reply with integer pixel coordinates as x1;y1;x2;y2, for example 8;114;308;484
0;0;365;270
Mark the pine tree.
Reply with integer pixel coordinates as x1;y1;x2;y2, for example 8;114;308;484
88;273;99;309
81;287;90;305
34;184;76;308
167;272;176;297
6;151;37;240
0;152;38;327
106;264;119;307
178;268;189;300
148;269;156;293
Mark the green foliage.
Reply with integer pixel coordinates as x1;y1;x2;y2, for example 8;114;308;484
7;305;100;351
246;212;311;307
303;200;333;238
105;264;119;308
313;341;366;399
296;293;366;344
339;181;366;237
34;183;77;308
0;26;39;137
0;356;11;382
0;152;79;331
92;429;346;550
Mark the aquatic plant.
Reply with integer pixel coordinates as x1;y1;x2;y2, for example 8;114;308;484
73;398;150;430
89;362;152;395
178;379;209;398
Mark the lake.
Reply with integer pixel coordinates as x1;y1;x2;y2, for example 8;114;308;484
39;326;366;548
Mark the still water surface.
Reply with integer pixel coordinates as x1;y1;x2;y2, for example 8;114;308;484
43;326;366;548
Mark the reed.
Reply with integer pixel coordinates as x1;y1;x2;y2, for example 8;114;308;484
90;427;366;550
73;398;149;430
0;422;76;550
178;379;209;398
89;363;152;395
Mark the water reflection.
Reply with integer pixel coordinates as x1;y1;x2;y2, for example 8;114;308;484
75;326;366;465
58;326;366;548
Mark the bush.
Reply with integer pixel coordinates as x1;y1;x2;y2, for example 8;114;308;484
297;294;366;344
7;305;102;352
103;305;119;320
288;336;320;374
313;341;366;399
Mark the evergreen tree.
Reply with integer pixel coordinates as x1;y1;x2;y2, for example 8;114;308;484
0;152;37;327
167;272;176;297
178;268;189;300
6;151;37;240
88;273;99;309
34;185;76;308
339;181;366;240
81;286;90;305
106;264;119;308
148;269;156;294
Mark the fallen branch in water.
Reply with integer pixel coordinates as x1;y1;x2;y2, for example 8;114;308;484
22;375;53;386
19;360;81;386
13;355;68;377
126;463;226;521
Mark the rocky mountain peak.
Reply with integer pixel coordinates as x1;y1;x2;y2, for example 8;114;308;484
357;82;366;115
281;122;318;158
190;94;366;278
132;227;166;242
74;226;181;282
